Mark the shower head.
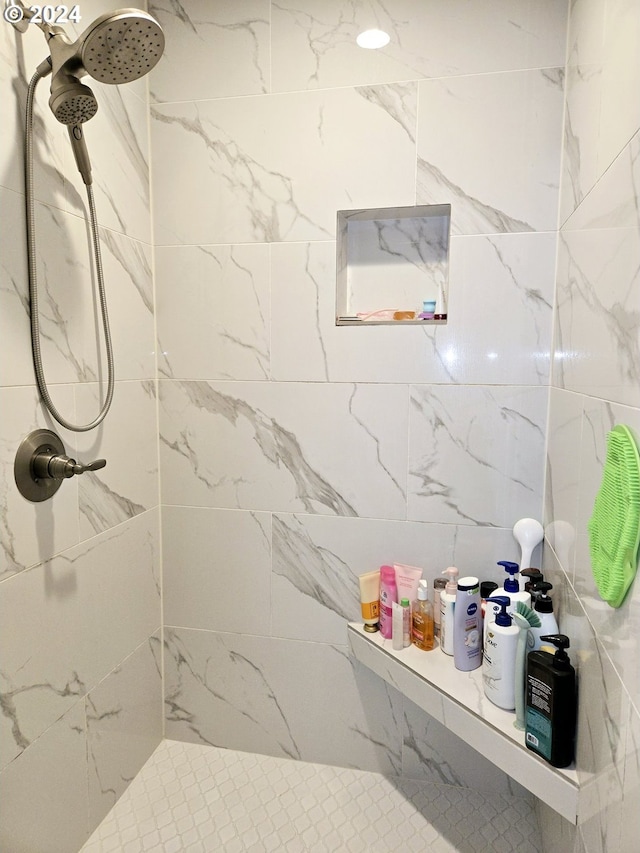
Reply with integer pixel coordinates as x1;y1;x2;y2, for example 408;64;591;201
76;8;165;85
45;8;164;124
49;78;98;124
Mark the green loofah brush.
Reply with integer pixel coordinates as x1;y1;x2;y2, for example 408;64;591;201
513;601;541;731
588;424;640;609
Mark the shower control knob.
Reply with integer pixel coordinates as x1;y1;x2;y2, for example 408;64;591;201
14;428;107;502
37;452;107;480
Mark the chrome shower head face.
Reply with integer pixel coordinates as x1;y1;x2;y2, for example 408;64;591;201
78;8;165;85
49;79;98;124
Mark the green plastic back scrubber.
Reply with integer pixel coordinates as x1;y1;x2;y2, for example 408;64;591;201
588;424;640;608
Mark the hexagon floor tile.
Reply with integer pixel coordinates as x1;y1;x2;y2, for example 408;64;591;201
80;740;541;852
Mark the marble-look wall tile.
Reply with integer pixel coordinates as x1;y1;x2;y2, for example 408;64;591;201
74;380;159;539
162;506;271;633
151;83;417;245
163;626;403;775
271;0;568;92
554;222;640;408
0;169;154;394
408;385;547;526
0;510;160;770
149;0;271;102
0;187;39;388
0;385;79;580
401;697;530;799
156;243;270;380
417;70;564;235
271;513;522;646
0;703;89;853
543;387;584;580
574;635;627;845
87;634;163;829
597;0;640;183
271;233;556;386
159;379;408;518
619;706;640;853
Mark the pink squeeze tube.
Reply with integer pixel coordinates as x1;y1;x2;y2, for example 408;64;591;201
393;563;423;606
379;565;398;639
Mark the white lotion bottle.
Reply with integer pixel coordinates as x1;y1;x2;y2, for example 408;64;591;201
482;596;519;709
439;566;459;656
453;576;482;672
492;560;531;617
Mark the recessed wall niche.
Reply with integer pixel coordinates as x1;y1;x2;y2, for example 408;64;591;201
336;205;451;325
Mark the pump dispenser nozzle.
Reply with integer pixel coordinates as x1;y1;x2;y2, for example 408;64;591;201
442;566;459;594
521;568;543;594
540;633;571;669
497;560;520;592
486;596;512;627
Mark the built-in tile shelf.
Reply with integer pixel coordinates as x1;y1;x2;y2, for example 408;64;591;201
348;622;582;825
336;205;451;325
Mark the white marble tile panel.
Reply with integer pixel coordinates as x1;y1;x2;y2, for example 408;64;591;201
0;702;89;853
65;84;151;244
87;633;163;829
0;190;43;388
20;200;131;387
417;70;565;235
553;222;640;408
151;83;416;246
271;0;568;92
0;21;67;204
156;243;270;381
408;385;547;527
574;634;628;833
74;380;159;539
402;697;530;798
564;131;640;232
620;706;640;853
159;379;408;518
0;509;160;770
163;626;404;774
271;233;555;386
91;229;155;381
543;387;585;580
149;0;270;102
598;0;640;177
272;513;522;646
163;506;271;633
0;385;80;581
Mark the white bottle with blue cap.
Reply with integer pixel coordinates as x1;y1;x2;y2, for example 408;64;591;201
483;596;520;710
490;560;531;620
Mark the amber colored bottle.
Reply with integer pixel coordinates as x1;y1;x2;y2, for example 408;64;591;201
412;580;435;650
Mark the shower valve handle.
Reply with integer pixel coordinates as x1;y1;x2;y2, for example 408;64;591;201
34;450;107;480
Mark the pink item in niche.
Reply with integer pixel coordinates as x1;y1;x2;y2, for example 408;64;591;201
379;565;398;639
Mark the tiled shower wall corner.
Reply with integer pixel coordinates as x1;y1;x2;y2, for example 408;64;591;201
537;0;640;851
0;1;162;850
150;0;563;808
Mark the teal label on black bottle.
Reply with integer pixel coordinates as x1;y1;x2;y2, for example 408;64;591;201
525;676;553;760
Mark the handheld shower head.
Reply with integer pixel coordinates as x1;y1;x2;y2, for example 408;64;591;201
77;8;165;85
49;78;98;124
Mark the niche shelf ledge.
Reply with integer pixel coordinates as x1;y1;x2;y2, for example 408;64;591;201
348;622;582;825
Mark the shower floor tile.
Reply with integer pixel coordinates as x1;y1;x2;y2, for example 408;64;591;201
80;740;541;852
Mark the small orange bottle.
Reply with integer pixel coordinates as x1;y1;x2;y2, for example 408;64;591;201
411;580;435;650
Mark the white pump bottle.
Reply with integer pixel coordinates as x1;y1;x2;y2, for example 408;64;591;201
439;566;459;656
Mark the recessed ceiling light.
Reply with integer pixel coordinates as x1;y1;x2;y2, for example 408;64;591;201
356;29;390;49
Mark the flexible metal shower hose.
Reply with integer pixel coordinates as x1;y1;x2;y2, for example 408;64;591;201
25;67;114;432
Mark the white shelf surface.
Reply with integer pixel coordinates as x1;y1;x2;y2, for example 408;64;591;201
348;622;581;824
